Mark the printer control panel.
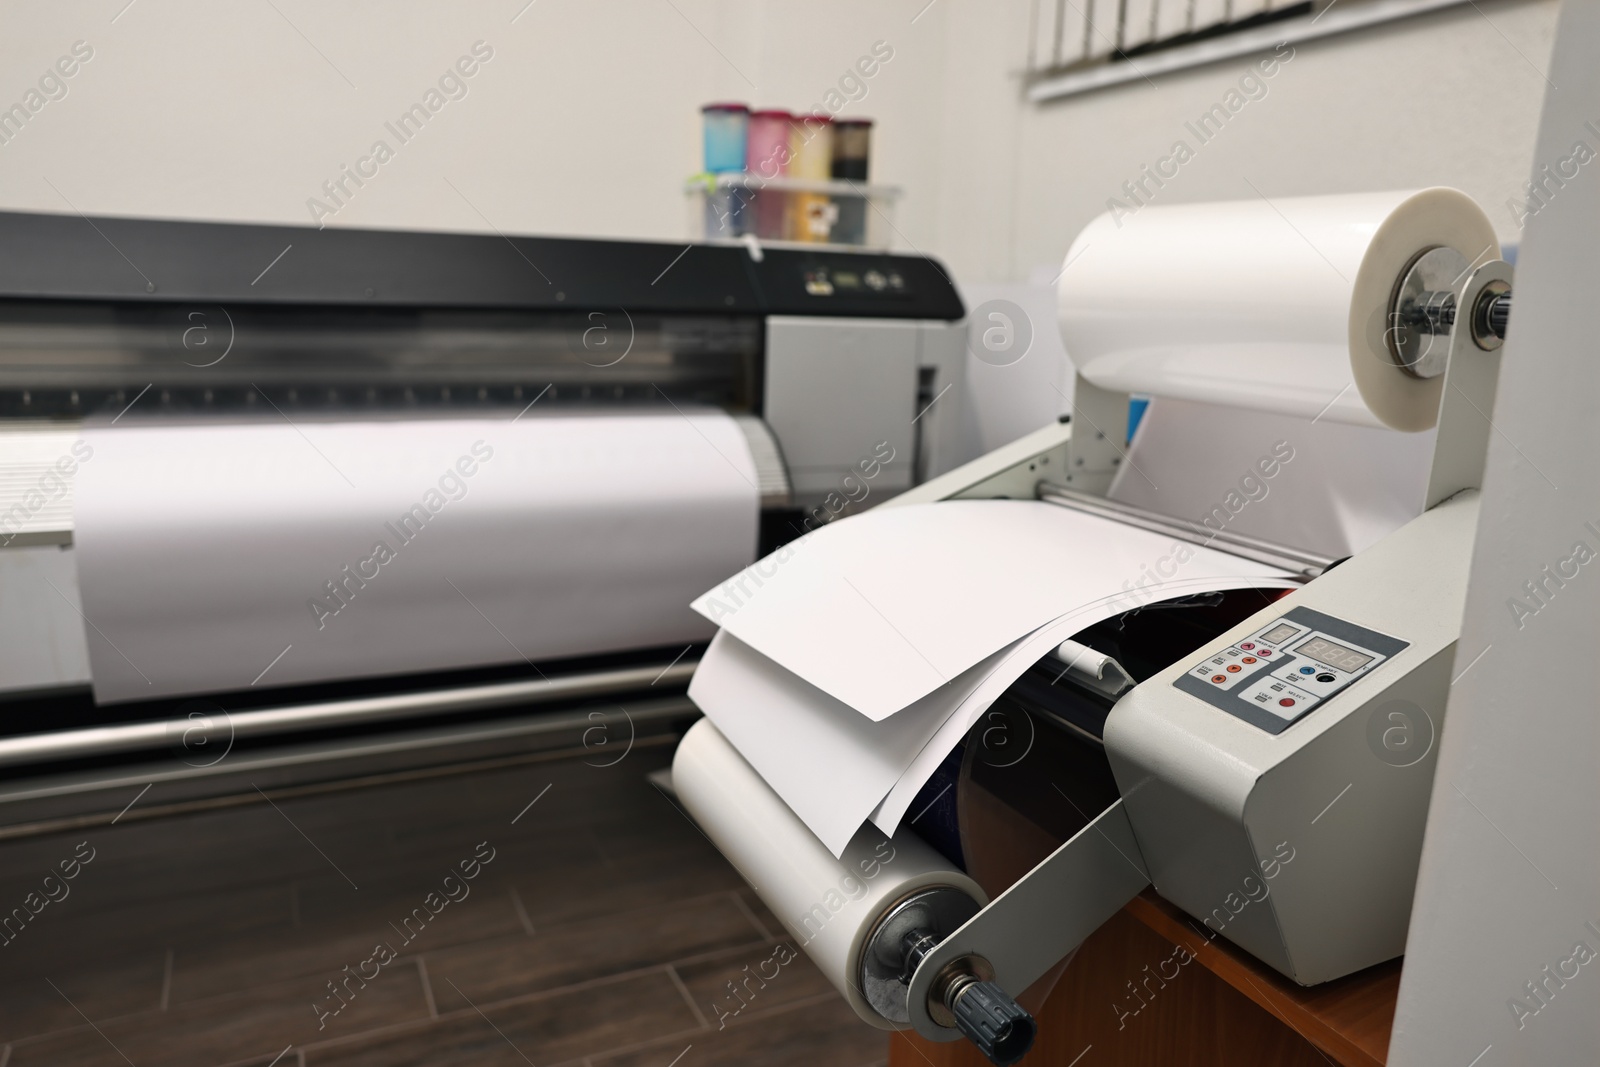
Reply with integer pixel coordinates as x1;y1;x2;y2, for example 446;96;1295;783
1173;606;1408;734
800;261;913;299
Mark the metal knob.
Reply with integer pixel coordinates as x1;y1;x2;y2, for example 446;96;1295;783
947;976;1036;1066
890;923;1036;1064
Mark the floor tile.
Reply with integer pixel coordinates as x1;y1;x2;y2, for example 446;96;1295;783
304;970;699;1067
507;803;746;931
734;888;785;941
673;938;837;1030
0;951;166;1043
426;894;761;1014
0;881;294;976
9;955;431;1067
0;745;883;1067
590;992;885;1067
169;887;524;1004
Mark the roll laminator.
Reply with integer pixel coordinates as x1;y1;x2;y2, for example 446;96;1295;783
0;210;965;768
674;188;1515;1063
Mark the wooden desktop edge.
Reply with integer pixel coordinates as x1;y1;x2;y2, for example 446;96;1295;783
1124;890;1400;1067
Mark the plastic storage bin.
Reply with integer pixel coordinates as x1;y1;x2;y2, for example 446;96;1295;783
687;174;900;250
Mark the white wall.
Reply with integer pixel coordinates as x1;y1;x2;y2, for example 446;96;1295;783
0;1;965;251
0;1;1554;282
0;0;1561;465
995;0;1558;281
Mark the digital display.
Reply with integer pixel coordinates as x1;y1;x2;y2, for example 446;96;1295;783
1297;637;1374;673
1259;622;1299;645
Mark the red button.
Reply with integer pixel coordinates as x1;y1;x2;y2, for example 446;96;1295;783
1226;665;1242;673
1241;642;1256;650
1259;649;1273;656
1241;656;1257;664
1279;697;1295;707
1211;674;1226;683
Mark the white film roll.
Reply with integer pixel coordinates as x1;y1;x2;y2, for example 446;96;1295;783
1057;188;1499;431
672;718;986;1030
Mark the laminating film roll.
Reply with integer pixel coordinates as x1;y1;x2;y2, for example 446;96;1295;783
672;717;986;1029
1058;188;1499;431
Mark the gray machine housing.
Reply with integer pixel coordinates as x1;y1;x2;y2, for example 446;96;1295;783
1106;491;1474;983
764;314;967;513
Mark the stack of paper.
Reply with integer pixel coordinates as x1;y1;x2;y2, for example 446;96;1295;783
687;499;1296;856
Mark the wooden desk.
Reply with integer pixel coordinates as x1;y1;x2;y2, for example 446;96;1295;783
887;891;1399;1067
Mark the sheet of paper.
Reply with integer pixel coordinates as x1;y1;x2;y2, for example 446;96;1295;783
75;409;758;703
693;498;1294;721
691;574;1296;856
865;574;1293;837
687;629;1016;857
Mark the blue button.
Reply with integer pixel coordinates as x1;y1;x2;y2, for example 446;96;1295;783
1299;666;1315;675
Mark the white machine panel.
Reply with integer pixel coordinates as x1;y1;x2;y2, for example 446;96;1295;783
1108;492;1479;984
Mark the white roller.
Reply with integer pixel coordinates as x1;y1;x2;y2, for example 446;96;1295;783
672;717;986;1029
1058;188;1499;431
1053;638;1134;697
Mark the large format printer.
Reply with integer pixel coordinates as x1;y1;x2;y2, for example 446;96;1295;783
672;186;1519;1063
0;210;966;773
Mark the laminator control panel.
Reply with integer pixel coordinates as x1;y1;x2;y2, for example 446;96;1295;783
1174;606;1408;734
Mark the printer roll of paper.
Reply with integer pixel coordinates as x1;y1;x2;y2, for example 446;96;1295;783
672;718;986;1029
1058;188;1499;431
74;410;760;703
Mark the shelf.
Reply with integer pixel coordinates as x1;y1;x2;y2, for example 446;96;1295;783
685;172;901;198
685;172;901;251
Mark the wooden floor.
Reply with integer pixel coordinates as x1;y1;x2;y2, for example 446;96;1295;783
0;739;886;1067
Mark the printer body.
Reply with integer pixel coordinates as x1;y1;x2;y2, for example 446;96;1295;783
0;210;966;763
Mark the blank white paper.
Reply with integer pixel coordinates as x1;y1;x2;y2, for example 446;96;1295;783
687;628;1016;857
75;409;759;703
693;499;1294;721
692;573;1295;856
865;576;1289;837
